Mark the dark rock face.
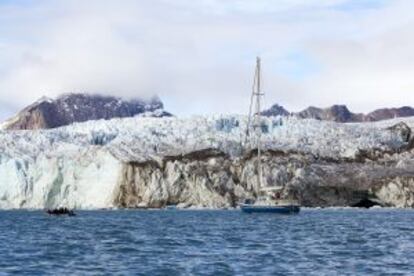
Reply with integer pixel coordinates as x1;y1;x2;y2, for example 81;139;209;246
351;198;381;208
296;105;363;123
261;104;290;117
365;106;414;122
387;122;411;143
4;93;172;130
262;104;414;122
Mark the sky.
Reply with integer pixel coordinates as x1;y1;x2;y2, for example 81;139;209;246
1;0;414;120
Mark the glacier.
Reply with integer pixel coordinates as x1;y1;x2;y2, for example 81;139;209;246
1;115;414;209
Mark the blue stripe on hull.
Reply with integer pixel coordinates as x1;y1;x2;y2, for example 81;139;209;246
240;204;300;214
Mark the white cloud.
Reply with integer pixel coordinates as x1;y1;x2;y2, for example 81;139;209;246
0;0;414;120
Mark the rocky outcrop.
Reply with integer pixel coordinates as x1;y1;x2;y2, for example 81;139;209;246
263;104;414;123
114;151;242;208
114;142;414;208
112;120;414;209
366;106;414;122
2;93;172;130
261;104;290;117
296;105;363;122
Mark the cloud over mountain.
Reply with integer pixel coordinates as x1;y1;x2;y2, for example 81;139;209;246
0;0;414;119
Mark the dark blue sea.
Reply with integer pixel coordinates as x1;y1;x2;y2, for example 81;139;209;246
0;209;413;275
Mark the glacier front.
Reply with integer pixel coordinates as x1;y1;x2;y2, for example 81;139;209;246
1;115;414;209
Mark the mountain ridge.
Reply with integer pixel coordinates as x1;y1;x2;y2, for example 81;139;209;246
2;94;414;130
262;103;414;122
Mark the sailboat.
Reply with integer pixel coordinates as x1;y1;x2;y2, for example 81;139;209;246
240;57;301;214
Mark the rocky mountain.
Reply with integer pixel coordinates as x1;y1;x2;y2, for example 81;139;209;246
1;93;172;130
260;104;290;117
263;104;414;122
296;105;363;122
1;115;414;209
365;107;414;122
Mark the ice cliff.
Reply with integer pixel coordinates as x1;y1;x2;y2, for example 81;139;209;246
1;115;414;209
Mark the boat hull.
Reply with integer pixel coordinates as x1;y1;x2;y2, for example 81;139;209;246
240;204;300;214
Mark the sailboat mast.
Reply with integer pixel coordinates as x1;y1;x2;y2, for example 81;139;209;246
255;57;263;189
245;57;264;189
244;61;258;148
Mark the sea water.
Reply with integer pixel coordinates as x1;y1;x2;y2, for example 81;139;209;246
0;209;413;275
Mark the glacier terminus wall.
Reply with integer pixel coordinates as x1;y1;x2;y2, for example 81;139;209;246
1;115;414;209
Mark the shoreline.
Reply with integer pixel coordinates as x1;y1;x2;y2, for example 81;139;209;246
1;206;413;212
